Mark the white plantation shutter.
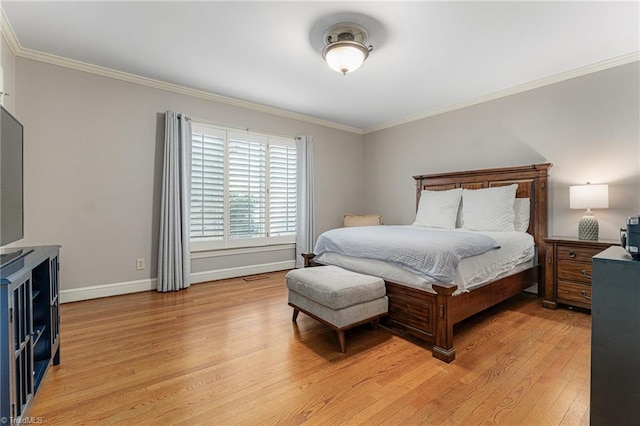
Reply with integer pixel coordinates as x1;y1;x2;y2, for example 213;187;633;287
269;142;296;240
190;123;295;251
191;129;225;248
228;134;267;245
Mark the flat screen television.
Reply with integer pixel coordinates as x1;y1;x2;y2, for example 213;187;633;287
0;105;25;266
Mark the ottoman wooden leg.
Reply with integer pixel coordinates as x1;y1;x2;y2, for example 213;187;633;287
292;309;299;322
337;330;346;353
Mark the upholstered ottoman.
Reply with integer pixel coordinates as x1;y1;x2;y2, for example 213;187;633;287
286;265;388;353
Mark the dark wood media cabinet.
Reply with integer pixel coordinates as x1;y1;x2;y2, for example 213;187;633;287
1;245;60;422
591;246;639;425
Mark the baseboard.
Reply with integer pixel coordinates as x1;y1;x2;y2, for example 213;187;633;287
60;278;156;303
190;260;294;284
60;260;295;303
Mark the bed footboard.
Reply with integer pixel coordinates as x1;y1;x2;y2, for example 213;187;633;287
383;281;458;362
382;266;539;363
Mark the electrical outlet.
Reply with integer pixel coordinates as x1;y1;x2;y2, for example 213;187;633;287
136;258;145;270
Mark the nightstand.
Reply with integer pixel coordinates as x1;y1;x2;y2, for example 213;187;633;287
542;237;618;310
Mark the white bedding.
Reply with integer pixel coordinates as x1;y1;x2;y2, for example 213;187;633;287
314;225;500;283
313;228;535;295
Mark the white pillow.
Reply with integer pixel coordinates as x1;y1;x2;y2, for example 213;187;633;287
513;198;530;232
413;188;462;229
461;184;518;231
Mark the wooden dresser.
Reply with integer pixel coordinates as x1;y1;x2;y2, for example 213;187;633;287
542;237;618;309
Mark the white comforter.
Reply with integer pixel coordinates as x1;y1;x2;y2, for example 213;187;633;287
315;229;535;294
314;225;500;283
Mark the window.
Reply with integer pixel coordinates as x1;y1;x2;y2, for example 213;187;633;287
190;122;296;251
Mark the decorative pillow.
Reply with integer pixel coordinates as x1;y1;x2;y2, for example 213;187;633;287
343;214;383;227
513;198;530;232
461;184;518;231
413;188;463;229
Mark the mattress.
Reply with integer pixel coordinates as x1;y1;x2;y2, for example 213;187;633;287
313;229;535;295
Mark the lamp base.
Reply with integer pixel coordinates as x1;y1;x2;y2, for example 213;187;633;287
578;212;599;240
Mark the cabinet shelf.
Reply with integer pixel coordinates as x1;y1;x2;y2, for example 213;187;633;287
33;360;49;390
33;325;46;347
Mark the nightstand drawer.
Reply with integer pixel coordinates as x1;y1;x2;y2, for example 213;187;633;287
557;260;593;283
557;281;592;308
557;246;602;262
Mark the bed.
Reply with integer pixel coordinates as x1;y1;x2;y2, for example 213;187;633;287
303;163;552;362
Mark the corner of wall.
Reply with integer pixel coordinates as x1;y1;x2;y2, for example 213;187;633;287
0;9;16;112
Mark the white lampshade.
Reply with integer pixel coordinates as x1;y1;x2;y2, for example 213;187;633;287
570;183;608;240
570;184;609;209
323;42;368;75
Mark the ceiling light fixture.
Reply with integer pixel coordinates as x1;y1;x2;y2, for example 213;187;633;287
322;23;373;75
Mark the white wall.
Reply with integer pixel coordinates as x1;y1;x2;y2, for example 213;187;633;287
14;58;364;296
363;62;640;241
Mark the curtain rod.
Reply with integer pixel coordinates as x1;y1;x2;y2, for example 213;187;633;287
191;116;296;140
161;112;296;140
161;111;190;121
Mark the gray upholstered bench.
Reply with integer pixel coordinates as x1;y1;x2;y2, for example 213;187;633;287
286;265;388;353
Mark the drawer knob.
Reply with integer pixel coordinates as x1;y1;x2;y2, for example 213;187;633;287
580;269;592;279
568;251;576;258
580;291;592;301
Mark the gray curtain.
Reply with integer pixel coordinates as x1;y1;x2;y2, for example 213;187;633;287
295;136;315;268
157;110;192;292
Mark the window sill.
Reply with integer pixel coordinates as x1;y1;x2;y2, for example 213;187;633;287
191;243;296;259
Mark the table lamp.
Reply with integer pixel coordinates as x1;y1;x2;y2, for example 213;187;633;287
569;183;609;240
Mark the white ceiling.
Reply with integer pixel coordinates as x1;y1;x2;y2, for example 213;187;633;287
2;1;639;132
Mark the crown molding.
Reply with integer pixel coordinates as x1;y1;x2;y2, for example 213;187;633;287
363;51;640;134
0;6;19;55
0;10;362;136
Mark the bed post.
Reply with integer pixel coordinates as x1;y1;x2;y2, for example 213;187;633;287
431;283;457;363
534;163;550;300
301;252;320;267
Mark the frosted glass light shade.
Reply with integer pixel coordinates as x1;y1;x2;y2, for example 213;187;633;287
323;41;368;75
570;184;609;209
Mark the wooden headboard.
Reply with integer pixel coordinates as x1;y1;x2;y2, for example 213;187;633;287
413;163;552;258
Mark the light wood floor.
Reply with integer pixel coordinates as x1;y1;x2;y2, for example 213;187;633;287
30;271;591;425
